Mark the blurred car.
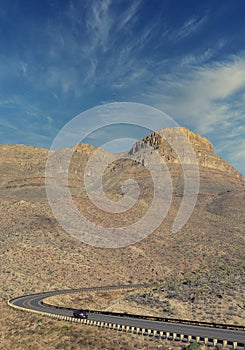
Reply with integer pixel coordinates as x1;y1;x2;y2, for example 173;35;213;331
73;309;88;319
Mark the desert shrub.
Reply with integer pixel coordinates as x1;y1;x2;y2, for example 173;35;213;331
185;343;200;350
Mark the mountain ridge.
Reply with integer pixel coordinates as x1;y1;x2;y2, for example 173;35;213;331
1;126;244;348
0;127;243;182
129;127;243;181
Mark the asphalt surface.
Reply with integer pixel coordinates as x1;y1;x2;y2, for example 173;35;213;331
9;285;245;346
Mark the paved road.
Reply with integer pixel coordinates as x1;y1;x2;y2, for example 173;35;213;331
9;285;245;346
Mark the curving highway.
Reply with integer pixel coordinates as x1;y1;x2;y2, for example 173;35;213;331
8;285;245;348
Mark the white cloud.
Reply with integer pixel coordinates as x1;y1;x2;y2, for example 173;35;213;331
145;55;245;132
86;0;112;52
171;16;207;41
117;0;142;31
195;60;245;99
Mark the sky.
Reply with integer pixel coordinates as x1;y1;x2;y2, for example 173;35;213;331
0;0;245;175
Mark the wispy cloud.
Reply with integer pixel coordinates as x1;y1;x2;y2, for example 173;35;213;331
117;0;142;31
173;16;207;41
0;94;57;147
144;55;245;129
216;135;245;174
85;0;112;53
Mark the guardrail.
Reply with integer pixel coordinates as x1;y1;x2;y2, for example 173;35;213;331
41;300;245;332
7;285;245;349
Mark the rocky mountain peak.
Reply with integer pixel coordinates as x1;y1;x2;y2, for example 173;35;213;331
129;127;243;181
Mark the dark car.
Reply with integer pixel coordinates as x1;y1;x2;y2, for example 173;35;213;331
73;309;88;319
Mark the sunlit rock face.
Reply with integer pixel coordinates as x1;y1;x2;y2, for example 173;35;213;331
129;127;243;180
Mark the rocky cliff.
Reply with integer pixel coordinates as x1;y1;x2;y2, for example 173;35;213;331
129;127;243;181
0;127;243;192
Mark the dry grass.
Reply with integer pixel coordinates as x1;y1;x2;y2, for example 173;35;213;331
0;143;244;349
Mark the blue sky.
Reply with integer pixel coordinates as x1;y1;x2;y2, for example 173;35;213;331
0;0;245;175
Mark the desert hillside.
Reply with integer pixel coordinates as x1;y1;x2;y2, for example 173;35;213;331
1;127;244;349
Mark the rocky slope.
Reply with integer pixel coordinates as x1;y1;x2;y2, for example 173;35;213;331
0;127;244;349
130;127;243;180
